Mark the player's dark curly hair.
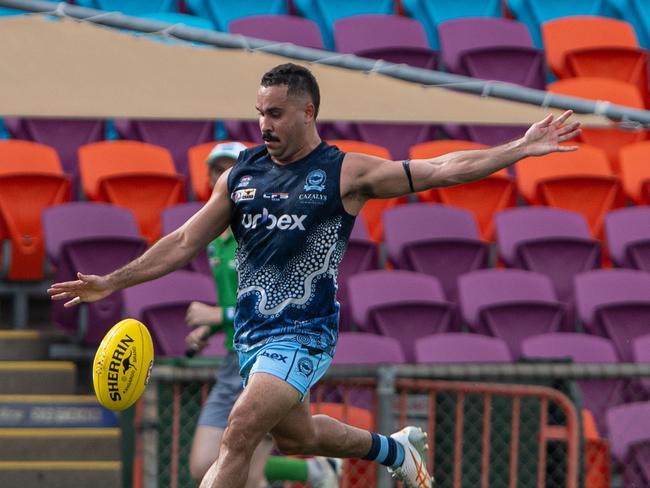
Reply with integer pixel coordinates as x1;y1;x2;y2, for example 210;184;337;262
261;63;321;118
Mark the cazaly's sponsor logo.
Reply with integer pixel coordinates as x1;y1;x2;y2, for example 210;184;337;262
232;188;256;203
242;208;306;230
263;192;289;201
298;193;327;203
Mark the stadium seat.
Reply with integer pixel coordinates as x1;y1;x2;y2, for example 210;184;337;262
74;0;177;15
458;269;566;357
542;17;648;104
495;207;600;306
401;0;502;49
505;0;617;47
605;207;650;271
337;216;379;331
78;141;185;243
4;117;105;190
293;0;394;49
123;270;217;356
515;142;624;237
437;17;543;145
348;270;455;362
575;269;650;362
113;118;214;179
0;7;24;16
185;0;288;31
414;333;512;363
619;141;650;205
522;333;624;435
187;140;255;202
547;78;646;174
332;15;437;160
409;140;515;240
327;140;406;242
230;14;324;48
161;203;209;275
0;140;71;282
633;334;650;393
333;332;406;364
383;204;489;301
43;203;147;345
606;401;650;487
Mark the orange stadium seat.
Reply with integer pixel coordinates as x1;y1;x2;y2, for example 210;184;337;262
328;140;407;242
0;140;71;281
543;17;648;104
516;143;624;237
548;78;646;174
188;140;255;202
619;141;650;205
410;140;516;240
79;141;184;243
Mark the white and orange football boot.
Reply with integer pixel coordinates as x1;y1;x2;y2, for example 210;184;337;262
387;426;434;488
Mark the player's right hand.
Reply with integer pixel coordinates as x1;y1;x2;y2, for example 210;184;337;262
48;272;113;307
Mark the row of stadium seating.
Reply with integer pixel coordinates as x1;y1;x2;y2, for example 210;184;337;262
6;0;648;52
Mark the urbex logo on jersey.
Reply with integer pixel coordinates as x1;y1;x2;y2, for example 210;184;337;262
242;208;306;230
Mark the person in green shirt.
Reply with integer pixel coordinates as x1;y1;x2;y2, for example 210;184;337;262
184;142;341;488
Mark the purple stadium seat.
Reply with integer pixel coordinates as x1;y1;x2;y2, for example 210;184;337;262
383;204;489;302
522;333;624;435
605;207;650;271
161;203;210;276
633;334;650;393
495;207;600;308
186;0;288;32
333;332;406;365
458;269;566;358
414;333;512;363
43;203;147;345
201;332;228;357
4;117;105;189
348;270;455;362
123;270;217;357
438;18;544;145
113;119;214;178
332;14;437;159
337;216;378;331
575;269;650;361
606;401;650;487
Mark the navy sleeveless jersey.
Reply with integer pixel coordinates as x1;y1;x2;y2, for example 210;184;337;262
227;142;356;354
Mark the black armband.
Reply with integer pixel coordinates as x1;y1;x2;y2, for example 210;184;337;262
402;159;415;193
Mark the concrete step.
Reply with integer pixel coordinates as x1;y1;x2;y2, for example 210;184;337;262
0;361;76;394
0;395;118;428
0;428;120;461
0;331;48;360
0;461;121;488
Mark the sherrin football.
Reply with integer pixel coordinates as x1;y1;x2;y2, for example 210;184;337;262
92;318;154;411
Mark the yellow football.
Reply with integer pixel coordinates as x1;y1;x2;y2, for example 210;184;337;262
92;318;154;412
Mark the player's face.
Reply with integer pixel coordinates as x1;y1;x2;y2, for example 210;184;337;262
256;84;314;162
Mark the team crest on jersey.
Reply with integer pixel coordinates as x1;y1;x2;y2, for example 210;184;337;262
304;169;326;192
237;175;253;188
232;188;256;203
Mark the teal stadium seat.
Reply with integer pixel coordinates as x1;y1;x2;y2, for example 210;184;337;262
139;12;215;30
74;0;177;15
0;7;23;16
401;0;502;49
185;0;288;32
293;0;394;49
506;0;617;46
611;0;650;48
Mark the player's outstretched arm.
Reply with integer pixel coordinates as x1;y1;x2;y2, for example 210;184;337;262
48;169;234;308
345;110;581;201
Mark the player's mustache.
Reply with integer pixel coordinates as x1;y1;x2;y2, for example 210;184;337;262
262;132;280;142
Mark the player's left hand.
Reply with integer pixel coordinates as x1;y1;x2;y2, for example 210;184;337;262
522;110;581;157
